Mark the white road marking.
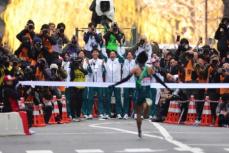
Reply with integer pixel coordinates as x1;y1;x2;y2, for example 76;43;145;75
89;122;163;140
189;144;229;147
224;148;229;151
150;122;204;153
26;151;53;153
36;131;120;135
116;148;166;152
75;149;104;153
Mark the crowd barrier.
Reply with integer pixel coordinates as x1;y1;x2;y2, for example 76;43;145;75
0;112;29;136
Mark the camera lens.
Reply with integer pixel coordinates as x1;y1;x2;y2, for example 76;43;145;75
59;28;64;33
28;24;34;30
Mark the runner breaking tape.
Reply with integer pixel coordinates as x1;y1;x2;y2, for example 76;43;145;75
109;51;172;138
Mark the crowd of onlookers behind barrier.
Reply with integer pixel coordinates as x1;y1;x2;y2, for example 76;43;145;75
0;18;229;128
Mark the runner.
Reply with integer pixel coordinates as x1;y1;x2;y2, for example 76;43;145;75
109;51;172;138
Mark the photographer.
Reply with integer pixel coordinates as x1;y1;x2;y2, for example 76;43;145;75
16;20;35;44
38;24;56;54
84;23;102;58
215;17;229;58
219;63;229;98
89;0;114;28
176;38;192;64
15;35;33;64
53;23;69;54
103;22;125;56
63;35;80;58
70;57;88;121
132;36;152;63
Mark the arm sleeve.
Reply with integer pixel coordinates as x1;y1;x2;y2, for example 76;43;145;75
111;74;133;87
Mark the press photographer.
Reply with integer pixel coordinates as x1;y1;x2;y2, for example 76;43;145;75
215;17;229;58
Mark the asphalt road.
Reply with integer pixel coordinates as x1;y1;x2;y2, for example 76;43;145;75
0;119;229;153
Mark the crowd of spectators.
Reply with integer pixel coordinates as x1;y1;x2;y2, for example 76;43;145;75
0;17;228;127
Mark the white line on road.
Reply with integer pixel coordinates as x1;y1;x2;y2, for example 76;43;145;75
116;148;166;152
89;122;163;140
75;149;104;153
26;151;53;153
150;122;204;153
189;144;229;147
225;148;229;151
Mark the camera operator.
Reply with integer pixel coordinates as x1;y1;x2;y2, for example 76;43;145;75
215;17;229;58
90;0;114;28
219;63;229;97
53;23;69;55
63;35;80;58
16;20;35;44
84;23;102;58
32;37;49;64
15;35;33;64
103;22;125;56
70;57;88;121
207;56;221;123
38;24;56;54
216;95;229;127
132;36;152;63
176;38;192;64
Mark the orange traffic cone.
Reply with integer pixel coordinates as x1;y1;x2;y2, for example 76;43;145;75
215;97;223;127
185;95;197;125
61;95;71;123
164;101;181;124
92;96;98;118
201;96;212;126
48;96;57;124
33;105;46;127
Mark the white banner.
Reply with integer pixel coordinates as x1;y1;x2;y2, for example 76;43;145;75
19;81;229;89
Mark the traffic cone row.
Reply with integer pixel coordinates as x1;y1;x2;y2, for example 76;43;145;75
164;101;181;124
185;95;197;125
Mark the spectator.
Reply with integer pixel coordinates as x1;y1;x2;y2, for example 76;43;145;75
70;57;88;121
215;17;229;58
38;24;56;55
122;51;135;119
103;22;125;56
53;23;69;54
216;95;229;127
49;23;56;36
84;23;102;58
15;35;33;64
87;48;105;119
132;36;152;63
104;51;123;119
2;75;19;112
16;20;35;44
63;35;80;58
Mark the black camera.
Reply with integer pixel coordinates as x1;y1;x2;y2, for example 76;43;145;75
42;29;49;35
59;28;65;33
139;39;145;46
28;24;34;30
100;1;110;12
